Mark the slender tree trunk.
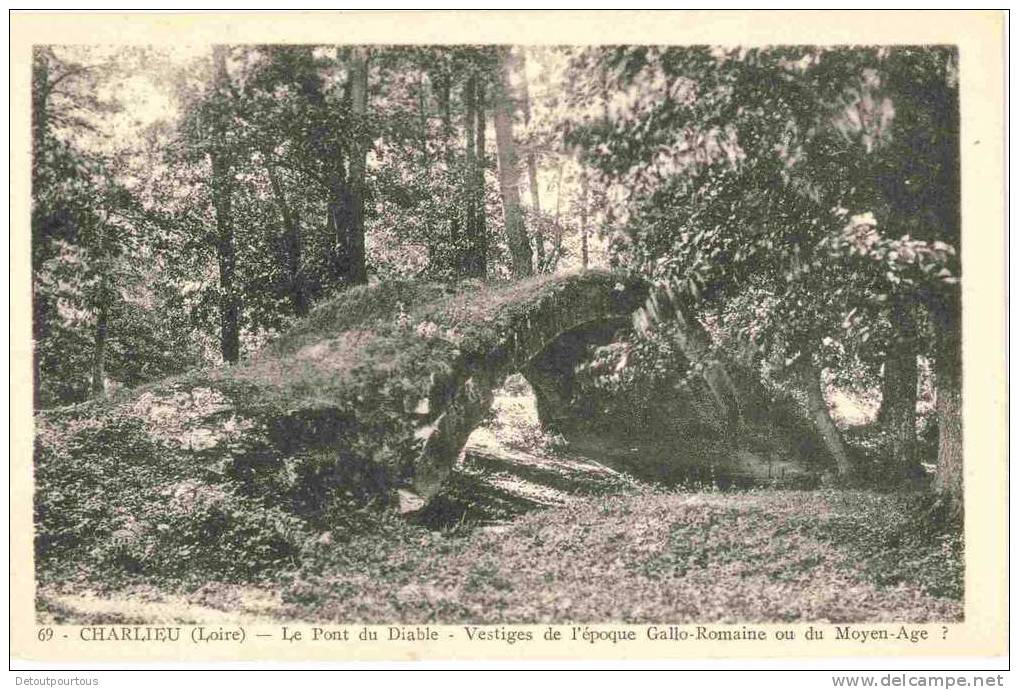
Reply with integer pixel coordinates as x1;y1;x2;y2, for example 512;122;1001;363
344;46;370;286
800;364;855;478
579;169;589;269
460;73;478;276
415;70;439;275
551;163;564;271
492;47;532;277
530;174;544;268
520;51;544;269
459;73;487;279
434;63;459;274
473;79;488;277
212;158;239;364
211;46;240;364
264;157;307;316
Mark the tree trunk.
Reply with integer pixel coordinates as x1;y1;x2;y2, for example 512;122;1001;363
881;346;919;479
459;73;487;279
879;301;920;480
264;156;307;316
211;45;240;364
460;73;478;277
551;163;564;271
933;356;962;510
473;79;488;277
800;364;854;478
579;169;589;269
287;51;345;288
344;46;370;286
415;70;438;273
520;52;544;268
433;63;459;274
932;291;963;517
212;161;239;364
492;47;532;277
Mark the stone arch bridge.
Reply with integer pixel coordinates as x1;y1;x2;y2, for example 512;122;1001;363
36;270;813;526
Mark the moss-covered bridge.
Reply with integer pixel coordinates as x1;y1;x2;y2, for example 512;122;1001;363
40;272;702;518
36;270;833;583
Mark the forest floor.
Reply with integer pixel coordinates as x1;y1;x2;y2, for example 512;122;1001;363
37;387;963;625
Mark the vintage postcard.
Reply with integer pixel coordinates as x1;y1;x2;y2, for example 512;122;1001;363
9;10;1007;665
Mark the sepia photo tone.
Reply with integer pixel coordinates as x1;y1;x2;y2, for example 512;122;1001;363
29;39;969;631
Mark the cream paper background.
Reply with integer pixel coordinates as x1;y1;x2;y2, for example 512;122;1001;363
9;10;1007;662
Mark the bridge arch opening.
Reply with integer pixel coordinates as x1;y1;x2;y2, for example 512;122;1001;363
408;276;650;498
404;274;820;508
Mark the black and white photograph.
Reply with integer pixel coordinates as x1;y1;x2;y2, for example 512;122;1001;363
11;10;1007;669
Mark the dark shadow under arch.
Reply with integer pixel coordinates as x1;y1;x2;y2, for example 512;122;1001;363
410;277;650;497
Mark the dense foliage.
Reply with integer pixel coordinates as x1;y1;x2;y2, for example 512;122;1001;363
32;45;595;408
32;41;966;590
563;46;962;505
